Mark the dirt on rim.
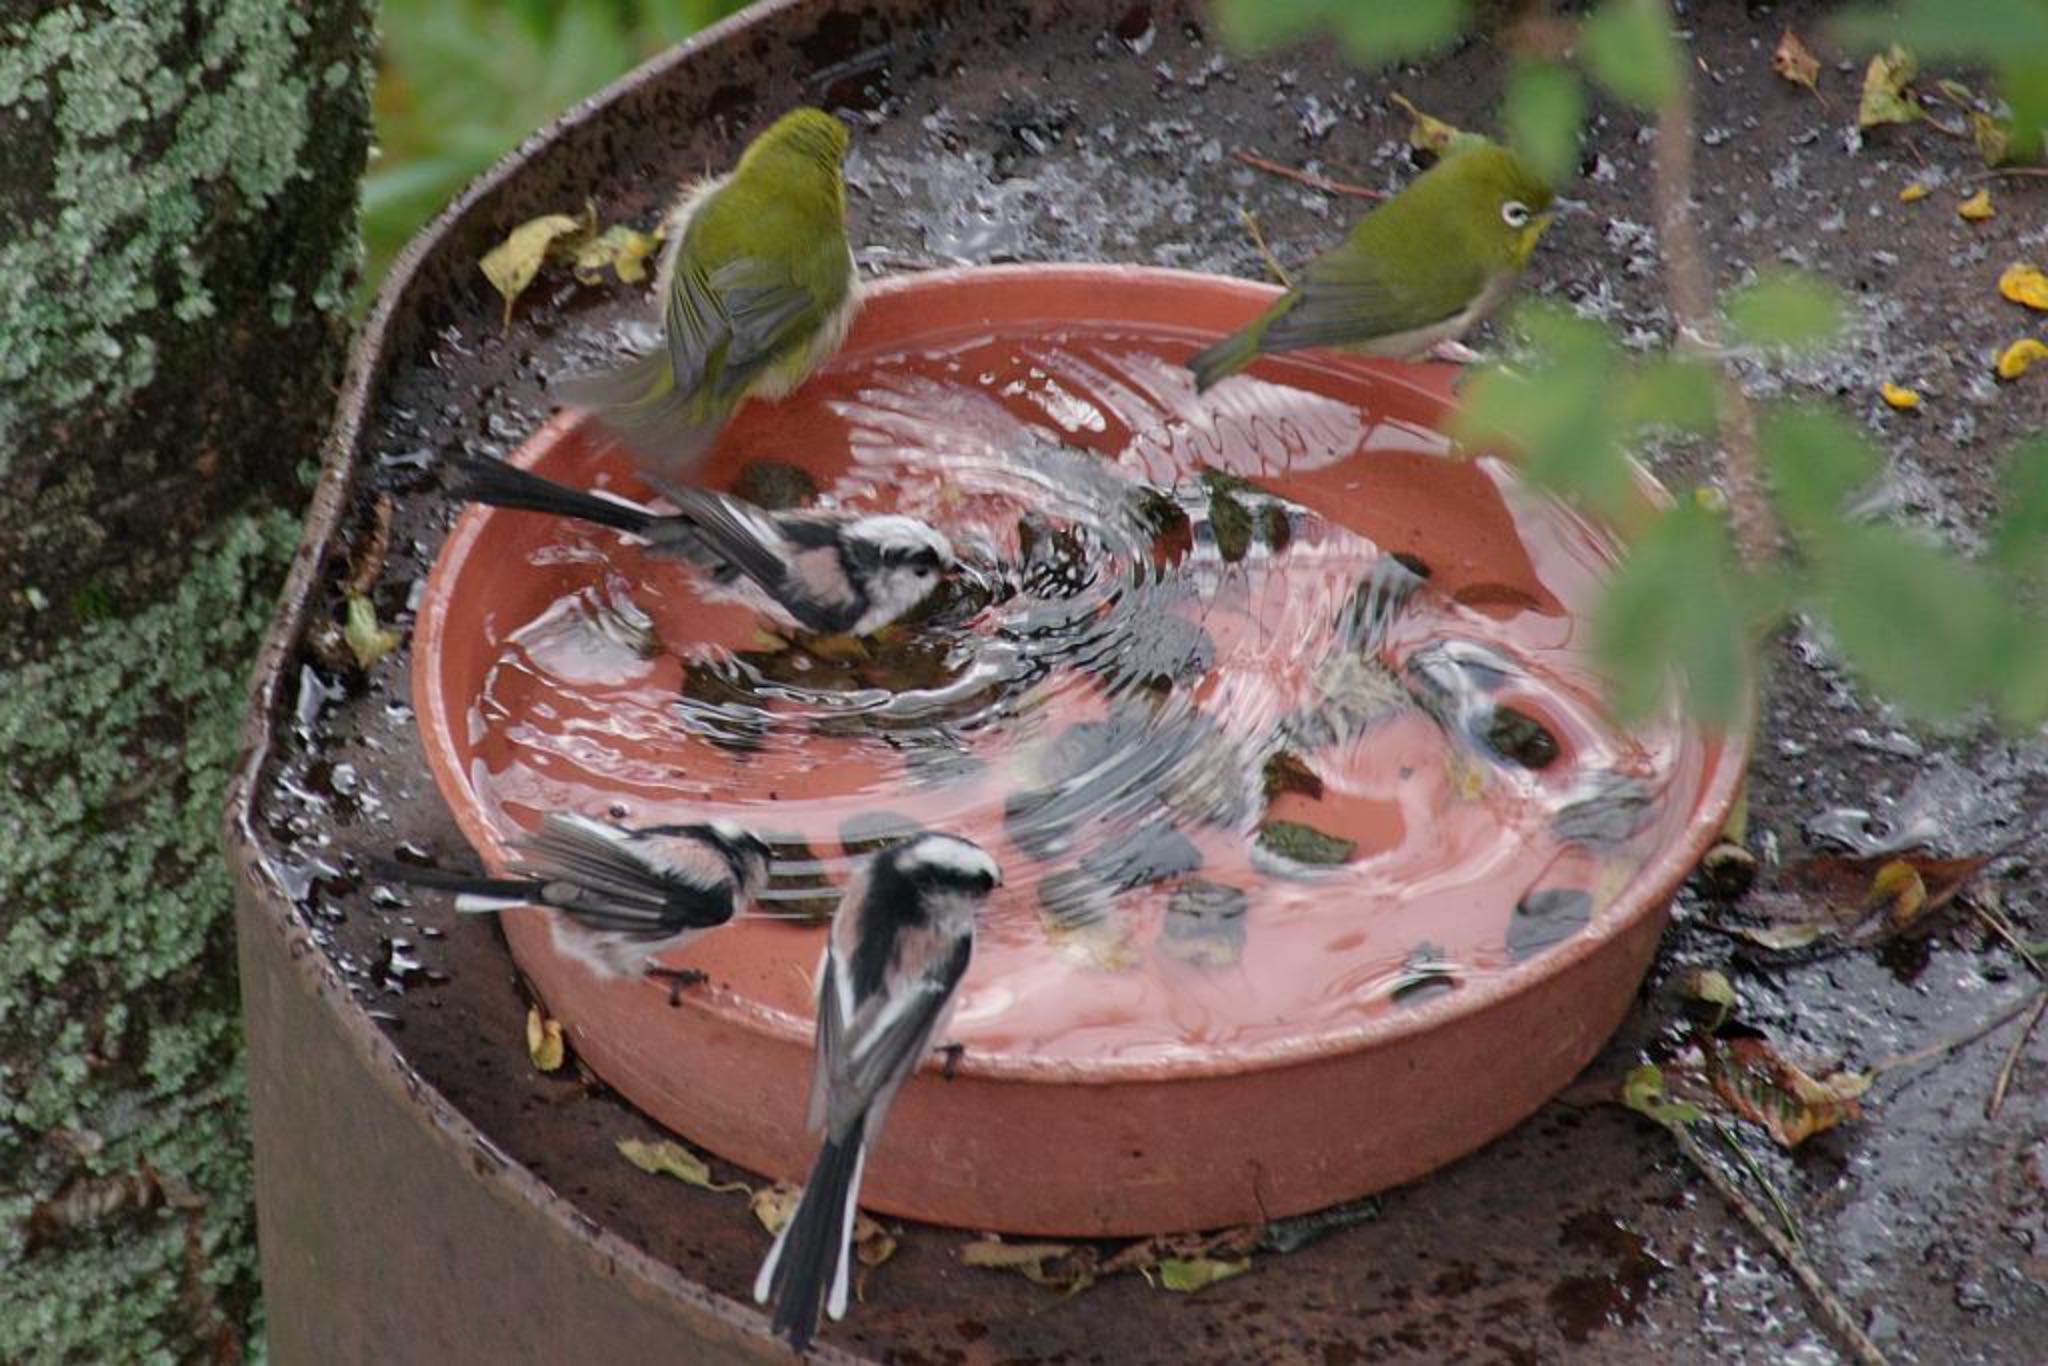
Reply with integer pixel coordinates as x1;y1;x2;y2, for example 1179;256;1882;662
253;1;2048;1359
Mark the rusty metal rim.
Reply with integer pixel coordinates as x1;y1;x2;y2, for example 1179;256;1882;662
221;0;856;1357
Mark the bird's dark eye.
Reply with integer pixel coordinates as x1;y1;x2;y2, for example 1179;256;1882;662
1501;200;1531;229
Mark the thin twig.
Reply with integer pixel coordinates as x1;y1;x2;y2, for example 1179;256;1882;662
1651;64;1779;565
1230;149;1385;200
1711;1119;1801;1246
1965;165;2048;181
1986;989;2048;1120
1972;901;2048;980
1237;208;1293;287
1869;989;2045;1077
1668;1124;1890;1366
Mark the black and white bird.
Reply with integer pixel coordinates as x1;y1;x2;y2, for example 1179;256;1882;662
446;453;954;637
754;833;1002;1354
375;812;772;981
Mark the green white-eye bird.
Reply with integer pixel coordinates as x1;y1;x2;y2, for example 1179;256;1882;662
1187;142;1555;391
560;107;860;479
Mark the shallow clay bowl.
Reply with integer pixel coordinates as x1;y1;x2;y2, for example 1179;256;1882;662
412;264;1748;1236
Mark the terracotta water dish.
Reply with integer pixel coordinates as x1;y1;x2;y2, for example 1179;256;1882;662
412;263;1749;1236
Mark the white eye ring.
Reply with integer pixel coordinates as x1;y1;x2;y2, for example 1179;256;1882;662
1502;200;1532;228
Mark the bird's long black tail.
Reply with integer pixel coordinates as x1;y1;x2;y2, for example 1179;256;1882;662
756;1132;866;1355
363;856;538;914
442;452;655;538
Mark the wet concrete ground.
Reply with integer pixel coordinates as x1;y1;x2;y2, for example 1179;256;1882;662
260;1;2048;1359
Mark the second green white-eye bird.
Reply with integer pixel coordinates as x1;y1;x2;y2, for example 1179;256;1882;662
1187;142;1555;391
560;107;859;479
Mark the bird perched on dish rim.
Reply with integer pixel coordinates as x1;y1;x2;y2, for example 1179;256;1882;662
445;452;953;639
374;812;772;981
1187;140;1555;391
559;106;861;481
754;833;1002;1354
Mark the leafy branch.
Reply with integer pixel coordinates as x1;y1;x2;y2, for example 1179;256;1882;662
1215;0;2048;731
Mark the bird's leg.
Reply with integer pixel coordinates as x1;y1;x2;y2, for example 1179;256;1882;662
1426;338;1485;365
934;1042;966;1080
646;965;709;1007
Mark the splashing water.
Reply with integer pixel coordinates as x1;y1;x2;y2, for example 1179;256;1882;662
457;319;1707;1063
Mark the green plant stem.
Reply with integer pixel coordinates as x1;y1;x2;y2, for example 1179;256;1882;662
1666;1123;1890;1366
1650;44;1778;566
1710;1119;1800;1246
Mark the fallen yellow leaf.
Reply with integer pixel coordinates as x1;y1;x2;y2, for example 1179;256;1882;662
480;213;586;326
616;1137;750;1194
1997;338;2048;380
526;1006;565;1072
1857;45;1922;129
1879;382;1922;410
1898;182;1929;203
572;223;662;286
1959;189;1995;222
1389;92;1465;157
1999;263;2048;311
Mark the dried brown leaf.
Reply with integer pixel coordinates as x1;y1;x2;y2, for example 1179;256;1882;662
1772;30;1821;99
1708;1038;1869;1147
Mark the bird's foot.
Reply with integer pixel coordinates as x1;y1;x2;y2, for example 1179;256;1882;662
934;1041;966;1081
646;966;708;1007
1426;338;1485;365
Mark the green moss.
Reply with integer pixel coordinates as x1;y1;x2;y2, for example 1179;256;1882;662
0;509;298;1363
0;1;340;469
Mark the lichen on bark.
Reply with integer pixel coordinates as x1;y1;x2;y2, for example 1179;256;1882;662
0;0;374;644
0;1;375;1359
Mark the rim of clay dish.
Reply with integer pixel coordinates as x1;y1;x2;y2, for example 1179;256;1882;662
411;261;1755;1087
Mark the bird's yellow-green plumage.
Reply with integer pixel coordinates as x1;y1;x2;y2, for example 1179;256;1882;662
1188;142;1555;391
561;107;858;478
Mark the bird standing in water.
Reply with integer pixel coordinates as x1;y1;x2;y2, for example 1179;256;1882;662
561;107;860;479
374;813;772;982
1187;141;1555;390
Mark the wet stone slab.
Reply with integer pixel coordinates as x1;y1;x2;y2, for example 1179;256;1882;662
257;0;2048;1359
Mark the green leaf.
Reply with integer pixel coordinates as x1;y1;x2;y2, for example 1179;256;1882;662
1157;1257;1254;1293
1451;304;1639;518
1257;819;1357;865
1805;521;2004;719
1855;44;1925;129
1580;0;1684;111
1724;269;1847;352
1505;62;1586;188
1212;0;1468;65
343;593;402;669
1621;356;1719;434
1594;502;1757;726
1990;438;2048;585
1621;1063;1703;1128
1759;404;1880;535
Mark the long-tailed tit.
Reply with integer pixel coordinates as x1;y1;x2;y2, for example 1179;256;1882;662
374;812;771;981
753;833;1002;1353
446;453;954;637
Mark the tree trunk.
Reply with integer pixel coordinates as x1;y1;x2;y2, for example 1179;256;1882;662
0;3;373;1358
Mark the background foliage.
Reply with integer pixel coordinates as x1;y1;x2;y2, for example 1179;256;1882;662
368;0;754;288
1219;0;2048;731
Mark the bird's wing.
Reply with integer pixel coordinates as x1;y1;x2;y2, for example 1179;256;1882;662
643;481;808;603
513;814;732;935
1258;248;1478;353
664;254;824;402
830;935;970;1140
